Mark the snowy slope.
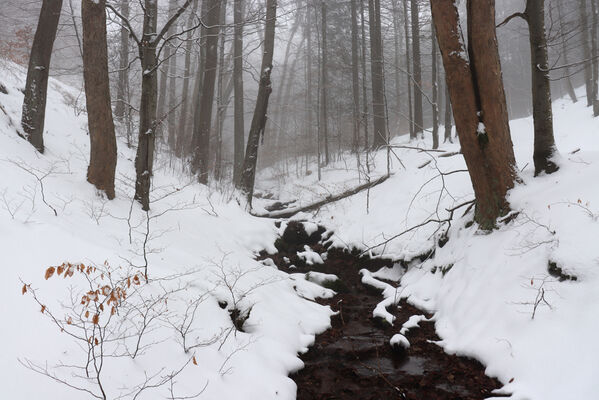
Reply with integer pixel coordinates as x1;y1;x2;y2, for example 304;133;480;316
257;90;599;399
0;61;333;399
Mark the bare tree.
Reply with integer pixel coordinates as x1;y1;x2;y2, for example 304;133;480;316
21;0;63;153
411;0;423;138
238;0;278;206
431;0;517;229
114;0;129;121
368;0;387;148
233;0;245;184
81;0;117;199
431;22;439;149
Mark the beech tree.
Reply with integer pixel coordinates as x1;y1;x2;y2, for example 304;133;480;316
21;0;63;153
431;0;517;229
238;0;278;206
81;0;117;199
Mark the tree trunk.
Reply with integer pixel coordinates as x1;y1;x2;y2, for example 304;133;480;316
580;0;593;107
411;0;423;138
368;0;387;148
360;0;370;150
214;0;227;181
176;0;200;157
431;22;439;149
21;0;63;153
191;0;222;184
525;0;559;175
351;0;361;153
167;23;179;151
443;82;452;143
556;0;578;103
135;3;159;211
321;1;330;164
81;0;117;200
238;0;277;206
431;0;517;230
402;0;415;139
591;0;599;115
391;0;402;134
114;0;129;121
233;0;245;184
157;0;178;141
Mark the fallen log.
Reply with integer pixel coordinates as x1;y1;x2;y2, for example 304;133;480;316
253;174;392;219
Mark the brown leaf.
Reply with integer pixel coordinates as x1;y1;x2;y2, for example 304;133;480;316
85;310;90;318
40;305;46;314
92;314;99;325
57;265;64;275
192;356;198;365
45;267;55;280
94;337;99;345
21;284;27;295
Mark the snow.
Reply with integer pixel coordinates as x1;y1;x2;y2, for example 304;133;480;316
3;54;599;400
389;333;410;349
256;85;599;399
0;61;333;400
400;314;428;335
296;245;324;265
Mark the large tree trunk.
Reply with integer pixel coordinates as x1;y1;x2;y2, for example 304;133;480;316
233;0;245;184
391;0;402;134
214;0;228;181
238;0;277;206
580;0;593;107
410;0;423;138
191;0;222;184
21;0;63;153
81;0;117;199
351;0;361;153
431;22;439;149
402;0;415;139
431;0;517;230
360;0;370;150
443;82;452;143
525;0;559;175
368;0;387;148
114;0;129;121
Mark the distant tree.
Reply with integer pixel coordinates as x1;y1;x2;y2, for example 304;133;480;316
431;0;517;229
368;0;387;148
233;0;245;184
191;0;222;184
114;0;129;122
21;0;63;153
431;22;439;149
81;0;117;199
579;0;593;107
402;0;414;139
498;0;559;176
238;0;278;206
410;0;423;138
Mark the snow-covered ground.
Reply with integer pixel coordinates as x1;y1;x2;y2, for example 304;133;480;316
2;55;598;400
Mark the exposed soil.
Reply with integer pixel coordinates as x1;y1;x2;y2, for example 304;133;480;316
260;221;508;400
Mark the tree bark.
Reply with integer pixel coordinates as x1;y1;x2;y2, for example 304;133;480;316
233;0;245;184
351;0;361;153
591;0;599;114
391;0;402;134
411;0;423;138
431;22;439;149
321;1;330;164
238;0;277;206
191;0;222;184
431;0;517;230
157;0;178;141
556;0;577;103
368;0;387;148
114;0;129;121
21;0;63;153
81;0;117;199
360;0;370;150
402;0;415;139
214;0;228;181
443;82;452;143
525;0;559;175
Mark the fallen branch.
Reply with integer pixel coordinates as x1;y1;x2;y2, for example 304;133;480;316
253;174;392;219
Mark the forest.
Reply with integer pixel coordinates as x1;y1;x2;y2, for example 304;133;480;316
0;0;598;399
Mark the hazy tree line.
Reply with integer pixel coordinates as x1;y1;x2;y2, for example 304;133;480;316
2;0;598;227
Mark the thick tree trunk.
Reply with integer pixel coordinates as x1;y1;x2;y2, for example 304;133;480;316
411;0;423;138
114;0;129;121
233;0;245;184
238;0;277;206
321;1;330;164
431;22;439;150
214;0;227;181
21;0;63;153
351;0;361;153
431;0;517;230
81;0;117;199
368;0;387;148
525;0;559;175
580;0;593;107
402;0;415;139
191;0;222;184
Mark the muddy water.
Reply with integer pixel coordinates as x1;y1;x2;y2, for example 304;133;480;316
261;221;508;400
